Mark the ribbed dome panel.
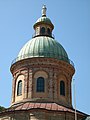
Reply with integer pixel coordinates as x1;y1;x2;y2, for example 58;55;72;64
17;36;69;63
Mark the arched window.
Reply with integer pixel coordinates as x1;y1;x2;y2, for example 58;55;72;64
17;80;22;96
36;77;45;92
60;81;65;96
40;27;45;35
47;28;51;35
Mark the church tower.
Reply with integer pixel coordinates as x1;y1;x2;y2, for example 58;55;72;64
11;5;75;108
0;6;88;120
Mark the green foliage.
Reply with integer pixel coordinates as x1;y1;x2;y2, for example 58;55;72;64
0;106;5;111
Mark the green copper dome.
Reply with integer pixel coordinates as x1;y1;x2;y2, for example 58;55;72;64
17;36;69;63
11;5;73;65
33;16;54;29
36;16;52;23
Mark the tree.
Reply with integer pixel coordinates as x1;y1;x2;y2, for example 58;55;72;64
0;106;5;112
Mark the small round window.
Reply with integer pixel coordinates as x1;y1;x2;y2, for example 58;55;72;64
40;27;45;34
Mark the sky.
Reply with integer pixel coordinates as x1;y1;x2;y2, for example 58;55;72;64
0;0;90;115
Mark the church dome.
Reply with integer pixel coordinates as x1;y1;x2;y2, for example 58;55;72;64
16;6;70;63
17;36;69;63
11;5;73;65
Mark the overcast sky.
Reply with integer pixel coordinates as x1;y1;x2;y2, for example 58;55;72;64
0;0;90;115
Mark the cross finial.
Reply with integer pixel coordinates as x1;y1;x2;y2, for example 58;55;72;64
42;5;47;17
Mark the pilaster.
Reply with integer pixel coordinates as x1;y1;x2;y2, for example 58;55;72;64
48;69;53;100
53;70;58;100
28;68;33;98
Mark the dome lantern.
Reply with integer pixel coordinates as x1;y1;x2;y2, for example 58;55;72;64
33;5;54;38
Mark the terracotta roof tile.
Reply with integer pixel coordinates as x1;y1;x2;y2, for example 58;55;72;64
15;104;23;110
40;103;46;109
34;103;41;108
0;102;87;117
51;103;58;110
22;103;29;110
28;103;35;109
46;103;52;110
12;102;74;113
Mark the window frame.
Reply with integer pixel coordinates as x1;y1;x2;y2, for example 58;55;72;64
47;28;51;35
17;80;22;96
40;27;45;35
36;77;45;92
60;80;65;96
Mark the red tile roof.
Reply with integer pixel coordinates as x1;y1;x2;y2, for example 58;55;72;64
13;102;74;112
0;102;87;116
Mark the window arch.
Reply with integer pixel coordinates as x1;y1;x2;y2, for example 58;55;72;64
40;27;45;35
36;77;45;92
60;81;65;96
17;80;22;96
47;28;51;35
